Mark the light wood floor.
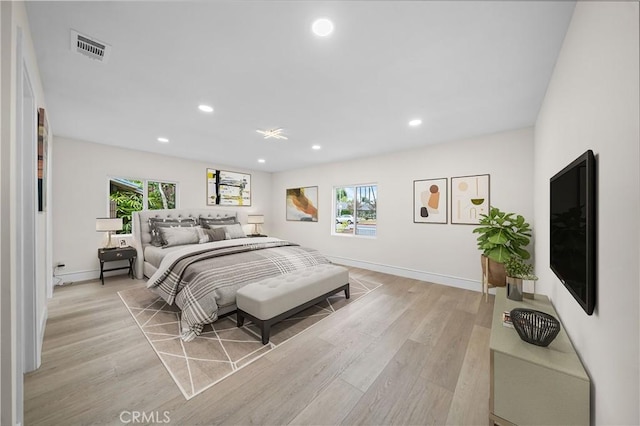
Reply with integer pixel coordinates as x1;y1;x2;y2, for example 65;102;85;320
24;267;495;425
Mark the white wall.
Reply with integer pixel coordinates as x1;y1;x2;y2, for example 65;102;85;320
0;4;13;424
534;2;639;424
52;137;272;282
271;127;534;290
17;2;53;370
0;1;51;423
14;0;51;365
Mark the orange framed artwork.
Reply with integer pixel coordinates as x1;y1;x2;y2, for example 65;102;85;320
413;178;448;224
286;186;318;222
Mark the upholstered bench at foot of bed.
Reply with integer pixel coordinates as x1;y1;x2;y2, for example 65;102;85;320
235;264;350;344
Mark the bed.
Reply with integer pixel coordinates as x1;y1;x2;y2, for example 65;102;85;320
131;209;331;341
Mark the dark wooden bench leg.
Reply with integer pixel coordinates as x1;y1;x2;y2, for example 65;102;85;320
261;322;271;345
238;282;350;345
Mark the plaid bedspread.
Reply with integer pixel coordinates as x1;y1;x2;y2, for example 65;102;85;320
147;239;330;341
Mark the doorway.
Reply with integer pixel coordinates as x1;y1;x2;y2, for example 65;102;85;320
15;25;39;426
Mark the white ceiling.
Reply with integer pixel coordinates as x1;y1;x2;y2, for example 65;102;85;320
26;1;575;173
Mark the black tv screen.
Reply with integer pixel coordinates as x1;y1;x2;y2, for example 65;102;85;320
550;150;596;315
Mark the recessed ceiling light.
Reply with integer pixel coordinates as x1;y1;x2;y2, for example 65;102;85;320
312;145;321;150
409;119;422;127
258;159;266;163
198;104;214;113
157;137;169;143
312;18;334;37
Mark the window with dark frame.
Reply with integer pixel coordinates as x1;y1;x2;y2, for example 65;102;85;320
334;184;377;237
109;177;178;234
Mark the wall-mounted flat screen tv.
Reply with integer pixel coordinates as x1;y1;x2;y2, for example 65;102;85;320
550;150;596;315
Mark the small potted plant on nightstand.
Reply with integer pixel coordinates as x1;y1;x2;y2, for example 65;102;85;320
504;256;538;301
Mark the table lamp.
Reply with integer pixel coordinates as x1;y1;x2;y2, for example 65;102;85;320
96;217;123;249
247;214;264;236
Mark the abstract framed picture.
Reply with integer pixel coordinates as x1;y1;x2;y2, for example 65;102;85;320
451;174;490;224
413;178;447;224
206;168;251;206
286;186;318;222
37;108;48;212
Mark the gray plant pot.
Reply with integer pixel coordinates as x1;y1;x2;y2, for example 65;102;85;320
506;276;524;301
523;279;536;299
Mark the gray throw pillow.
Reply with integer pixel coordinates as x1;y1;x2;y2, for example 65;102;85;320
159;226;199;248
203;227;226;242
148;218;196;247
199;216;237;229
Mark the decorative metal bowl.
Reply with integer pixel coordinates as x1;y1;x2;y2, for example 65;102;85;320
510;308;561;347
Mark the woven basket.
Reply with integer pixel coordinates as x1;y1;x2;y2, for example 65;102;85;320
510;308;561;347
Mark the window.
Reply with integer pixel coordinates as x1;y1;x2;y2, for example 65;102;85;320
334;184;377;237
147;181;177;210
109;177;178;233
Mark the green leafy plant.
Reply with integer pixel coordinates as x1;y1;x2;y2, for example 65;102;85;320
473;206;532;264
504;256;538;280
148;181;176;210
110;190;143;234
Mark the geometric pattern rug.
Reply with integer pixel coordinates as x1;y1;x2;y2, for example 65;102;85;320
118;276;380;399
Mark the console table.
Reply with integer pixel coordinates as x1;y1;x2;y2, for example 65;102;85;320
490;288;590;425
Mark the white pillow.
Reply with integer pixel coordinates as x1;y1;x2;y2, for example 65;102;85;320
194;226;210;244
224;223;246;239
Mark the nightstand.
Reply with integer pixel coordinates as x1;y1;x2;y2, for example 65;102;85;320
98;246;137;285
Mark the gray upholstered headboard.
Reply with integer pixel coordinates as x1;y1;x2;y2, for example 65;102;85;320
132;208;237;279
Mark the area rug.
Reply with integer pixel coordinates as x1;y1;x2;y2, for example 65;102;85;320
119;275;380;399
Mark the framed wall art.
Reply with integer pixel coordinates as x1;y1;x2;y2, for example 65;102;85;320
37;107;48;212
286;186;318;221
413;178;447;224
451;174;490;224
206;168;251;206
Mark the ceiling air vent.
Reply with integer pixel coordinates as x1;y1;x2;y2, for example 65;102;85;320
70;30;111;63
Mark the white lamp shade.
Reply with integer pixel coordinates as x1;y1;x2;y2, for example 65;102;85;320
247;215;264;225
96;217;123;232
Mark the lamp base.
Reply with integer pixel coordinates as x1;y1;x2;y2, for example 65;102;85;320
103;231;117;250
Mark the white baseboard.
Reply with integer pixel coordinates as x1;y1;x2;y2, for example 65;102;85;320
56;258;496;295
37;306;47;369
327;255;495;294
55;268;131;285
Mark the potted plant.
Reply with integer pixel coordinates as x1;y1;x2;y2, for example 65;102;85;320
504;256;538;300
473;207;533;289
